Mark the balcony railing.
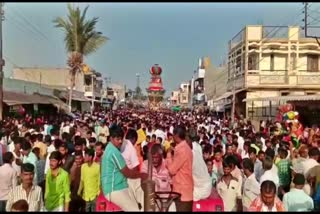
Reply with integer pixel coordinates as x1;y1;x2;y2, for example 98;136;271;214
85;85;101;94
246;70;320;87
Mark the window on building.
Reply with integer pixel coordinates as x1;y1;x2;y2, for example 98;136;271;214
236;56;241;74
270;54;275;71
248;53;259;70
306;92;316;95
307;54;319;72
281;92;289;96
84;75;92;85
182;96;187;101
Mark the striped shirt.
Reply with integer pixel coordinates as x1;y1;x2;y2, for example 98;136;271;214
6;185;44;211
141;159;172;192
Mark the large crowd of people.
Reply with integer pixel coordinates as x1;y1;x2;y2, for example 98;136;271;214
0;108;319;212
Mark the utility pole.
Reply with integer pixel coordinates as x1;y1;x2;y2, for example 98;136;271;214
0;3;4;121
303;2;320;46
304;2;308;37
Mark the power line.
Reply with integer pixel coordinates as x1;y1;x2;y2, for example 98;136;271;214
5;15;45;42
304;2;320;47
8;6;51;42
307;14;320;23
6;5;60;54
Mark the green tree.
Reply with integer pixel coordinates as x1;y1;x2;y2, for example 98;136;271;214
53;3;108;110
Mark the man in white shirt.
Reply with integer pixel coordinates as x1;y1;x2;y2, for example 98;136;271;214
242;158;260;211
303;147;319;178
191;140;212;201
154;125;166;145
146;126;154;138
61;120;71;134
265;148;278;176
141;136;150;150
12;137;23;176
217;158;242;211
121;129;142;209
0;152;18;212
96;121;109;144
260;156;279;190
44;138;62;175
236;131;245;154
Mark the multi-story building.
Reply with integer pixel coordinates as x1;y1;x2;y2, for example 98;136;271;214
192;57;209;105
12;67;103;103
169;82;191;107
170;90;180;105
106;83;126;102
226;25;320;124
179;82;191;105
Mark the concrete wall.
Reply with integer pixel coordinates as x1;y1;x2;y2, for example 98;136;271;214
247;26;262;41
4;78;55;96
12;68;85;92
204;65;228;101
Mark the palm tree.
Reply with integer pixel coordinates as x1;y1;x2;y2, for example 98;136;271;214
53;3;108;111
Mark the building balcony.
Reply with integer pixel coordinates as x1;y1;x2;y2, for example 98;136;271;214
227;69;320;91
245;70;320;89
85;85;101;93
227;74;246;91
84;85;102;98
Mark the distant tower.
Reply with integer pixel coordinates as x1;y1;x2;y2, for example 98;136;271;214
135;73;141;99
146;64;165;110
136;73;140;89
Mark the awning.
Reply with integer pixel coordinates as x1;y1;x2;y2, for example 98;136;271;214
59;90;90;102
213;89;245;102
4;91;51;106
3;91;70;114
214;92;233;102
35;94;70;113
243;94;320;103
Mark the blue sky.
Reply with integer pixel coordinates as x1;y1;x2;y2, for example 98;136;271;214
3;3;305;94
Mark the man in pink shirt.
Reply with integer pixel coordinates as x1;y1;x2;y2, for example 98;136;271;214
166;126;193;212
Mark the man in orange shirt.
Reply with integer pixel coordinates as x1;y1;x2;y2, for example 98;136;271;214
166;126;193;212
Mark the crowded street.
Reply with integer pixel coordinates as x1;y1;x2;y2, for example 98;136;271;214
0;107;319;212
